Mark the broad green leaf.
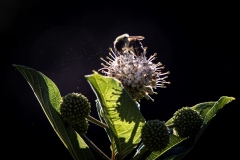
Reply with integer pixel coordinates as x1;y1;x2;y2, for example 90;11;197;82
13;64;95;160
86;71;146;159
144;135;186;160
203;96;235;125
95;99;118;155
146;96;235;160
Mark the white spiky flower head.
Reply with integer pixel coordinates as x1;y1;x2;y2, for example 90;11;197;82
98;46;170;102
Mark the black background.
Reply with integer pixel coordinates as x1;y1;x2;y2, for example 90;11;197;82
2;1;238;159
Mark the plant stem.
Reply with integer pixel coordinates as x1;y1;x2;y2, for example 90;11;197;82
111;137;116;160
87;115;108;128
166;123;175;128
79;133;111;160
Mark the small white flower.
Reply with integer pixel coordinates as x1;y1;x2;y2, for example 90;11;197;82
98;47;170;102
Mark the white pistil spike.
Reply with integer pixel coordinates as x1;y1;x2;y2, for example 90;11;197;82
100;57;111;65
161;76;169;79
109;52;116;59
98;67;108;72
148;53;157;61
109;48;118;57
106;56;114;62
156;84;167;88
155;67;165;71
145;94;154;102
100;63;108;67
156;62;163;66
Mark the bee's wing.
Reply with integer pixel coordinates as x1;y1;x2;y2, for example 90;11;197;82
128;36;145;40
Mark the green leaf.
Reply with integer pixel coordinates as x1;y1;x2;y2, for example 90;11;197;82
95;99;118;154
13;64;95;160
85;71;146;159
146;96;235;160
203;96;235;125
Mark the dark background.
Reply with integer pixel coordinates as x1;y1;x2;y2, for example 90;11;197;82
2;1;237;159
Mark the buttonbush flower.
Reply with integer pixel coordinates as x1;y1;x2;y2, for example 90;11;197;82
99;48;170;102
70;119;89;134
60;92;91;125
172;107;203;137
141;119;170;151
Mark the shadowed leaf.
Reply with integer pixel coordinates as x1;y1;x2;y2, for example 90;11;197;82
13;64;95;160
86;71;146;159
145;96;235;160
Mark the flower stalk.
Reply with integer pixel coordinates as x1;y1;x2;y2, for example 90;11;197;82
87;115;108;129
79;133;111;160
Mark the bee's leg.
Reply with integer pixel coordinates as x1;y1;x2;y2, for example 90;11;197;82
130;41;139;57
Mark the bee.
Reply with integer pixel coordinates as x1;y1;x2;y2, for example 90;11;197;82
113;33;146;56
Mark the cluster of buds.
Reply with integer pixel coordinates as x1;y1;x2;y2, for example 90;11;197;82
141;120;170;151
172;107;203;137
99;33;170;102
60;92;91;134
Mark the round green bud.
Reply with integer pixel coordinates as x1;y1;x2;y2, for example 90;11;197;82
60;92;91;125
141;120;170;151
172;107;203;137
70;118;89;134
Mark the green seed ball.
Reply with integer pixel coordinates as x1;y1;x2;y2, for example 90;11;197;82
172;107;203;137
71;118;89;134
141;120;170;151
60;93;91;125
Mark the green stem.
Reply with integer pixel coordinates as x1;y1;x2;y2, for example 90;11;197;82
87;115;108;129
110;137;116;160
79;133;111;160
